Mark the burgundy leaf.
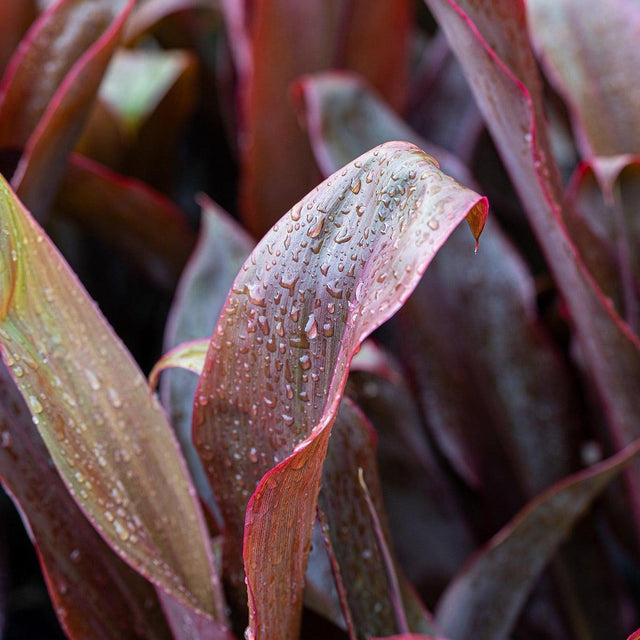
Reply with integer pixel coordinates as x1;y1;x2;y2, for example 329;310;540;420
435;438;640;640
157;588;236;640
0;361;173;639
55;153;197;291
0;1;36;79
566;156;640;333
0;176;228;628
226;0;412;237
318;398;437;638
293;71;475;188
0;0;134;218
295;62;581;503
422;0;640;531
527;0;640;157
345;343;475;602
192;141;487;639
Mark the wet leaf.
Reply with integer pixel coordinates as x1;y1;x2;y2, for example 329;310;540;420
55;153;196;291
0;360;173;640
295;61;581;504
230;0;413;237
435;438;640;640
0;176;228;626
192;140;487;639
161;196;253;518
422;0;640;529
527;0;640;156
0;0;134;218
319;398;437;638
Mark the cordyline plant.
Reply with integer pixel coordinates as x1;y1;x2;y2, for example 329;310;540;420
0;1;639;639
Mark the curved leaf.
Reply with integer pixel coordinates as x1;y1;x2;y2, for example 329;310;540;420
527;0;640;156
0;176;228;627
0;361;172;639
192;140;487;639
422;0;640;528
0;0;135;217
435;438;640;640
293;71;475;188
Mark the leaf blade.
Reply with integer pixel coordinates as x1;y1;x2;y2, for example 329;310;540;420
193;140;487;638
0;176;228;625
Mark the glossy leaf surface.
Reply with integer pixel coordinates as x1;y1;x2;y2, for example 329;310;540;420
435;438;640;640
0;176;227;625
0;361;172;640
319;398;437;638
527;0;640;156
296;64;581;501
193;140;487;639
422;0;640;527
0;0;134;217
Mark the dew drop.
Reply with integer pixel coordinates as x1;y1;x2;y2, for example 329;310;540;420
114;520;130;541
249;447;258;463
28;395;43;414
84;368;101;391
307;217;325;239
350;178;361;194
304;315;318;340
427;218;440;231
299;355;311;370
107;387;122;409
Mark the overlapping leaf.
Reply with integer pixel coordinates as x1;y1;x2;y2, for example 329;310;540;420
318;398;437;638
345;344;475;601
435;438;640;640
192;141;487;639
295;67;581;501
0;0;134;217
223;0;412;237
0;1;36;79
0;176;228;629
527;0;640;157
160;197;253;519
0;361;173;639
566;156;640;333
422;0;640;528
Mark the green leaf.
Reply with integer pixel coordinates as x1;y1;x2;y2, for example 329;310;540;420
0;175;228;628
